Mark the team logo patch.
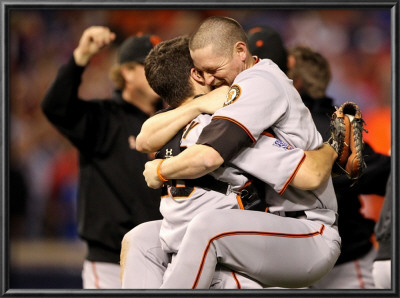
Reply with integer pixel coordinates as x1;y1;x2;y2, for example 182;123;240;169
223;85;241;106
273;139;294;150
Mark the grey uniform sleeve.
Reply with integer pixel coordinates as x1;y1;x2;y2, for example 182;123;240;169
229;134;306;194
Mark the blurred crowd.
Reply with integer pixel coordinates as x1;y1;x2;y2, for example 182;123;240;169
9;8;391;241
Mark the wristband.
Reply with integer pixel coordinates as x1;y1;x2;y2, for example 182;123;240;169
157;159;169;182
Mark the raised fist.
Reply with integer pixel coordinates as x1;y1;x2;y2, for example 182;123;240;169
73;26;116;66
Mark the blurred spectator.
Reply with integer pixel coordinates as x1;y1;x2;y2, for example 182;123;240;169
44;142;79;239
9;164;28;239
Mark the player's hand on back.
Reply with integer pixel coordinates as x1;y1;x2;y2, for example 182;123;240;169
73;26;116;66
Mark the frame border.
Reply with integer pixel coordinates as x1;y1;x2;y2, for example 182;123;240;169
1;1;399;297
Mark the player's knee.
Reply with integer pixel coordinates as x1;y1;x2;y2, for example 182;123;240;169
120;221;161;279
121;229;134;248
120;232;131;282
122;224;145;247
122;221;161;252
120;227;142;273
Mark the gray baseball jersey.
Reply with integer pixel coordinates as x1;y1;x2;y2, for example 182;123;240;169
159;58;340;288
197;57;337;221
160;112;306;253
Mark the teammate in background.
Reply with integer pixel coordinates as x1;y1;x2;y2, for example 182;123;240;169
139;16;358;289
41;26;163;288
286;46;390;289
247;26;288;73
121;36;339;289
248;26;391;288
372;172;392;289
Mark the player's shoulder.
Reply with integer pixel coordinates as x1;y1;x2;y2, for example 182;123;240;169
235;59;283;88
245;59;278;77
253;58;283;76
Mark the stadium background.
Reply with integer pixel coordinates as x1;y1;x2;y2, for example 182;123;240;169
7;7;391;289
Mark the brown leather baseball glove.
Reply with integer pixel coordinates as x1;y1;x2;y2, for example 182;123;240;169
327;101;367;180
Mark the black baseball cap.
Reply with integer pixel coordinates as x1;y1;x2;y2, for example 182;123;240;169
119;34;161;64
248;26;288;73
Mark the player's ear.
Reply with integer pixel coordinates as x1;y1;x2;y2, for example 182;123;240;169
120;64;131;81
120;62;138;81
191;68;205;85
235;41;247;61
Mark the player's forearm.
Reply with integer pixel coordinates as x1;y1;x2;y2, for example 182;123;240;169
73;48;92;66
160;145;224;179
136;104;205;153
291;143;337;190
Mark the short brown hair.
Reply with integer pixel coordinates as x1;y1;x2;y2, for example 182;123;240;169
287;46;331;99
189;16;248;57
144;36;194;108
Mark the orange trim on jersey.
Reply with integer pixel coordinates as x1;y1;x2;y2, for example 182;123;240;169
261;131;274;138
182;121;200;140
236;181;253;210
278;153;306;195
191;224;326;288
231;271;241;289
212;116;256;143
241;181;252;189
91;261;101;289
236;195;245;210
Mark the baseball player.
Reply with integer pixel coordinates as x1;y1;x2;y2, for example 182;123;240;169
122;35;329;289
121;34;349;288
140;16;365;288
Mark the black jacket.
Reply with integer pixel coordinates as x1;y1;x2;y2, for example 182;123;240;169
42;57;162;263
301;93;391;265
